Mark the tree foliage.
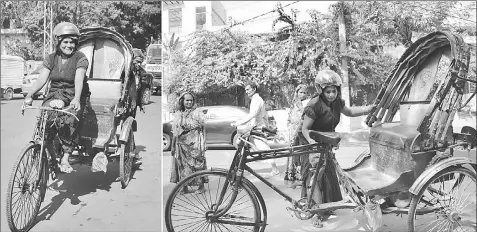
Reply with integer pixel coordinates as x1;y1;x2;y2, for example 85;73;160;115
1;1;161;60
164;1;475;107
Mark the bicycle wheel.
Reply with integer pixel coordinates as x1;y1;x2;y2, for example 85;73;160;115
408;166;476;232
120;129;134;189
6;143;48;232
165;170;262;232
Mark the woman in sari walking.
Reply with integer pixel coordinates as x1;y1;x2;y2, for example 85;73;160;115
285;84;310;186
170;92;208;194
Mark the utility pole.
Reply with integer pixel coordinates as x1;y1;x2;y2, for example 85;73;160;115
43;1;54;59
338;2;351;132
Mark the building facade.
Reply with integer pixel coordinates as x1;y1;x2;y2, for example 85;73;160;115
162;1;227;45
162;1;228;122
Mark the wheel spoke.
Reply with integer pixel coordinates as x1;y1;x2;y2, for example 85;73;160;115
166;171;260;232
410;167;476;232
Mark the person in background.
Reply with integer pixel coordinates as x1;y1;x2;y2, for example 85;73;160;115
298;70;374;228
170;92;208;194
232;82;280;177
285;84;310;186
24;22;89;173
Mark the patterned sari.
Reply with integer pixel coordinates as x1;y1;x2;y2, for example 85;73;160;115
170;108;207;185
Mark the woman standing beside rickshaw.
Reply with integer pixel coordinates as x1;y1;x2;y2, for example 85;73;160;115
299;69;374;227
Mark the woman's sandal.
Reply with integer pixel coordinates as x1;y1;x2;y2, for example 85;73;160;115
59;163;73;173
179;186;188;195
195;186;206;195
311;215;324;228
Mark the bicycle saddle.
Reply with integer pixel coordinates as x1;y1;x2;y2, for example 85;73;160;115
309;130;341;146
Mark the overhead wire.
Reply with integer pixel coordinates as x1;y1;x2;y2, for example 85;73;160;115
177;1;300;44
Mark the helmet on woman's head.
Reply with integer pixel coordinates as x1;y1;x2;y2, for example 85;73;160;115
314;70;342;89
53;22;80;40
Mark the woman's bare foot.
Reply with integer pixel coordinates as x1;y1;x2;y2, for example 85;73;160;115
59;153;73;173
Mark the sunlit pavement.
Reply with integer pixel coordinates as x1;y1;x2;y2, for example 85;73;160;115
162;140;476;232
1;95;162;231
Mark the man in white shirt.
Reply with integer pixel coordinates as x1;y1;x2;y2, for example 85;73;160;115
232;82;280;177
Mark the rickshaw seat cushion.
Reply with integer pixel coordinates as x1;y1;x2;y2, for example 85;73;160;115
309;130;341;146
369;123;420;152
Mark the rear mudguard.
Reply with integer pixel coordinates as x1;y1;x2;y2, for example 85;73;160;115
119;116;136;143
409;157;476;195
210;167;268;232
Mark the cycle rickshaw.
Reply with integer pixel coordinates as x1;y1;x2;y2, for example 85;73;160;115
6;27;144;232
165;31;476;232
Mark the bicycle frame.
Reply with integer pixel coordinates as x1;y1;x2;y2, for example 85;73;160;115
25;106;80;186
209;132;339;222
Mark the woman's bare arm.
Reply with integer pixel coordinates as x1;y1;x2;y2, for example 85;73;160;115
301;115;316;144
73;68;86;100
342;105;374;117
26;67;50;98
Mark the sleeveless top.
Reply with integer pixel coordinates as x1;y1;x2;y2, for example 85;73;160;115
42;51;89;105
303;95;345;132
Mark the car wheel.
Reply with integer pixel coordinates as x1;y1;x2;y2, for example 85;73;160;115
4;88;14;100
232;133;240;149
163;133;171;151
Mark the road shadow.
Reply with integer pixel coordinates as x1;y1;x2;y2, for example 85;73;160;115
33;160;121;226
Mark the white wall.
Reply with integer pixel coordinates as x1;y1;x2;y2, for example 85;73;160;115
163;1;227;41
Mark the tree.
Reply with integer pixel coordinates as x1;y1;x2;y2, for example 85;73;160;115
1;1;161;60
164;1;476;107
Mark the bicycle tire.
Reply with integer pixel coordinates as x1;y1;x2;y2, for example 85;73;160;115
120;129;134;189
408;166;476;232
6;143;47;232
165;170;262;232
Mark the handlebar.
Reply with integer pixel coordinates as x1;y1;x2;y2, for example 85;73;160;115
21;105;79;122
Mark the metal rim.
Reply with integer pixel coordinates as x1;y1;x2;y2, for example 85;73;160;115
120;129;134;188
6;143;45;232
408;167;476;232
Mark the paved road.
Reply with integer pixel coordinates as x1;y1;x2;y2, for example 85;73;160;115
1;95;162;231
162;141;476;232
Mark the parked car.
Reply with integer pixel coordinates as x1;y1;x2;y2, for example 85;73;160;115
1;55;25;100
162;105;287;151
21;66;46;99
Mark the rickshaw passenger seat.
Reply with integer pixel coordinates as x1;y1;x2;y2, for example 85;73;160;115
78;37;126;150
309;130;341;146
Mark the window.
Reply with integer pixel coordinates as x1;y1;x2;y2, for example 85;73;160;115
196;6;206;30
169;8;182;34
